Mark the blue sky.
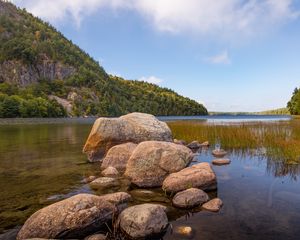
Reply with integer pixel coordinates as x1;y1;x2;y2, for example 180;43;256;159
11;0;300;112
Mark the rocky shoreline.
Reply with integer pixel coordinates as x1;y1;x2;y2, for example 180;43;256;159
16;112;229;240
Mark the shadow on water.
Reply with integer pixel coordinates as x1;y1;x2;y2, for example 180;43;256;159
0;118;300;240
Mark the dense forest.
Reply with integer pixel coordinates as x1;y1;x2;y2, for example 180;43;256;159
0;1;208;117
287;88;300;115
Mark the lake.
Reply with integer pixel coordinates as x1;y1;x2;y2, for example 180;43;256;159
0;115;299;240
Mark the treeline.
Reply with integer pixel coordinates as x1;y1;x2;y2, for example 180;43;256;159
0;83;66;117
0;1;208;117
287;88;300;115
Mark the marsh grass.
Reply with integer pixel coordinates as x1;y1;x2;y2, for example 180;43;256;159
168;119;300;163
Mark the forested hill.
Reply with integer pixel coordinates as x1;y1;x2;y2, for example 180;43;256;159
0;1;208;117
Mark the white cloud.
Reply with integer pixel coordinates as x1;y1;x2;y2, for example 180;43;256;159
206;50;231;65
11;0;300;39
139;76;163;84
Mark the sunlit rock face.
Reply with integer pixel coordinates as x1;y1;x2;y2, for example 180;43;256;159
83;112;172;162
124;141;193;187
162;162;217;193
17;194;116;240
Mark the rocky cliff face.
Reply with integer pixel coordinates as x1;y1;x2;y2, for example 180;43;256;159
0;57;76;86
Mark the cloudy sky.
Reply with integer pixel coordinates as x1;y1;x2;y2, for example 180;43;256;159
11;0;300;112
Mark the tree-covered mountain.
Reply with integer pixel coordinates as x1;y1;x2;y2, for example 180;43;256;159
287;88;300;115
0;1;207;117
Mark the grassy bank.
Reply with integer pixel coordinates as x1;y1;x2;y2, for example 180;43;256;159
168;119;300;163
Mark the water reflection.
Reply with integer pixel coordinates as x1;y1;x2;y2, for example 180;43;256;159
0;119;300;240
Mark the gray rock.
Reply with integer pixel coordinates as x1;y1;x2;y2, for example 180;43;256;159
0;57;75;86
125;141;193;187
83;113;172;162
118;204;168;239
17;194;116;240
172;188;209;208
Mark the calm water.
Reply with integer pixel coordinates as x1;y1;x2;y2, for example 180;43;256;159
0;116;299;240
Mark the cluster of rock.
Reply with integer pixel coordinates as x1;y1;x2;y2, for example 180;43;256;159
17;112;224;240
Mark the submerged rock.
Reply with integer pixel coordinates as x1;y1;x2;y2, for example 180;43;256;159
117;204;168;239
98;192;131;205
89;177;119;190
212;159;231;166
101;142;137;170
172;188;209;208
174;226;194;238
202;198;223;212
212;149;227;158
162;162;217;193
83;112;172;162
84;234;107;240
17;194;116;240
82;175;97;184
101;166;119;177
125;141;193;187
130;189;170;203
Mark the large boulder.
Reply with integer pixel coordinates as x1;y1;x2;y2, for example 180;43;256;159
172;188;209;208
83;113;172;162
101;143;137;170
17;194;116;240
162;162;217;193
117;204;168;239
124;141;193;187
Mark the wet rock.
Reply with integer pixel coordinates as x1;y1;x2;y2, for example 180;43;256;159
130;189;170;203
212;159;231;166
202;198;223;212
83;112;172;162
17;194;116;240
84;234;107;240
187;141;201;149
118;204;168;239
82;175;97;184
98;192;131;205
98;192;131;212
174;139;187;145
101;166;119;177
175;226;193;238
172;188;209;208
212;149;227;158
125;141;193;187
101;143;137;170
162;162;217;193
89;177;119;190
